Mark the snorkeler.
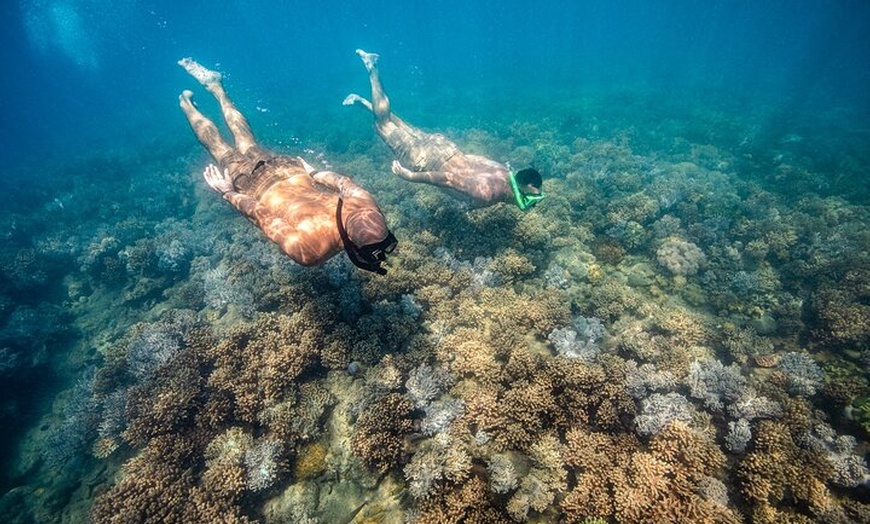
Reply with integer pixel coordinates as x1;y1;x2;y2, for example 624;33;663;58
343;49;544;211
178;58;397;275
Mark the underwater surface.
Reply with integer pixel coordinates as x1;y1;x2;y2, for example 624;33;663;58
1;0;868;522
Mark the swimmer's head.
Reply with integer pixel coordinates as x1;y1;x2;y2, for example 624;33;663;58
336;197;397;275
510;168;545;210
344;231;397;275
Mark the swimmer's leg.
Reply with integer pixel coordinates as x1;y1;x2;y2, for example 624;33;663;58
178;58;258;154
355;49;391;126
179;89;234;162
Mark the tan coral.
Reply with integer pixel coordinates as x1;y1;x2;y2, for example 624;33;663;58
350;392;415;473
737;419;837;518
413;475;509;524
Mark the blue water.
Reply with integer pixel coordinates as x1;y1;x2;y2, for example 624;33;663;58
2;1;870;522
3;1;868;173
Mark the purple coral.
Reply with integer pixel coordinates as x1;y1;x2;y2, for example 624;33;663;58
547;315;605;363
724;418;752;453
624;360;677;399
686;358;746;412
777;352;823;396
405;363;454;410
635;392;694;436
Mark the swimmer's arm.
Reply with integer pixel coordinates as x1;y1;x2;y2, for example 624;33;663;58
391;160;451;187
223;191;270;224
311;170;370;200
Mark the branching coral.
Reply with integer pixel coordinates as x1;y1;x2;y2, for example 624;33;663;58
412;475;510;524
206;310;325;423
600;422;734;522
547;315;605;363
92;436;255;524
507;434;567;522
635;392;694;436
737;420;837;520
777;352;824;397
404;432;472;500
350;392;415;473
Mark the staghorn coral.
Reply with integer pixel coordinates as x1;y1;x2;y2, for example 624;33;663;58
202;427;252;499
810;268;870;347
547;315;605;363
121;348;204;449
561;422;740;524
420;396;465;436
612;422;740;524
244;438;284;492
802;423;870;488
487;452;519;494
412;474;509;524
405;363;455;409
42;369;100;470
206;310;326;423
91;435;256;524
624;360;677;399
727;388;782;421
724;418;752;453
87;302;337;523
561;429;634;520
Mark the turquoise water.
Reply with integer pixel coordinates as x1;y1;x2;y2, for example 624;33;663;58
1;1;868;522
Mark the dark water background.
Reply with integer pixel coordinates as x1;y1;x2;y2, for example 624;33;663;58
2;0;869;179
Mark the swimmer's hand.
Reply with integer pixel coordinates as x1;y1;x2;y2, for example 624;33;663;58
203;164;234;194
390;160;413;179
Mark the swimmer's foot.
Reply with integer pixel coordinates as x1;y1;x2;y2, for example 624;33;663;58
355;49;379;72
342;93;373;112
179;89;195;109
342;93;362;106
178;57;222;87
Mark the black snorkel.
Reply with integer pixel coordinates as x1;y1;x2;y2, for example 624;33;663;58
336;198;396;275
509;168;545;211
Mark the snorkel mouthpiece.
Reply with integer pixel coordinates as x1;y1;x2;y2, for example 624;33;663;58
509;169;545;211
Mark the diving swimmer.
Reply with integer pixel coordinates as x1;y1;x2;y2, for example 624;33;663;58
178;58;396;275
344;49;544;210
